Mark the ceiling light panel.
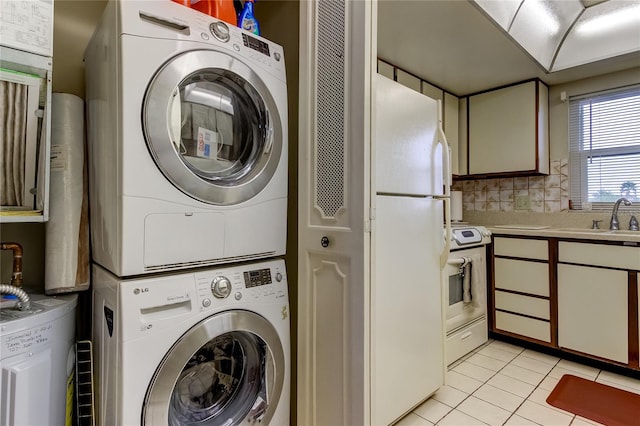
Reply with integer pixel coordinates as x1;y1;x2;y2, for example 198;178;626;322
580;0;610;7
553;0;640;70
473;0;522;30
509;0;583;69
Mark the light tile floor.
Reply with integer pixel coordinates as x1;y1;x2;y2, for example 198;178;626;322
395;339;640;426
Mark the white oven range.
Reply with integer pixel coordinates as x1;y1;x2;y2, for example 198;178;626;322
444;226;492;365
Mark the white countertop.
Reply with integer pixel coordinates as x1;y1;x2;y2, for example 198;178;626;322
488;225;640;244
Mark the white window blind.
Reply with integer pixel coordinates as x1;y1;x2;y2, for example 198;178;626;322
569;85;640;210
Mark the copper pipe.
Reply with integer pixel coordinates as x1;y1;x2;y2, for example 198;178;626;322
1;242;23;288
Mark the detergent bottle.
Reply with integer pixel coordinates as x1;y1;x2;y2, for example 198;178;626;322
170;0;191;7
192;0;237;26
238;0;260;36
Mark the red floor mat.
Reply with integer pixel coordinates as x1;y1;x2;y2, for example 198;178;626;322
546;374;640;426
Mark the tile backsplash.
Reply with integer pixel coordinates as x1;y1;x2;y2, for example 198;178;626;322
453;159;569;213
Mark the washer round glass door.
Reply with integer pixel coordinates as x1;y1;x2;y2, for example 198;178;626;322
143;311;285;425
143;50;283;205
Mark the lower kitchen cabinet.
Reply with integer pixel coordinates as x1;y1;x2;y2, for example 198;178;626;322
494;290;550;341
492;237;552;344
557;263;628;364
491;234;640;372
557;241;639;366
495;310;550;343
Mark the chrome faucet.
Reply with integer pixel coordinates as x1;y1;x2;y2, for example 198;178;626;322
610;197;632;230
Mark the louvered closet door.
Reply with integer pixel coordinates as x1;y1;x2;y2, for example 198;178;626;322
298;1;373;425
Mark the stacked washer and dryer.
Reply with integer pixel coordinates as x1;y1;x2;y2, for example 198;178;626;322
84;1;290;424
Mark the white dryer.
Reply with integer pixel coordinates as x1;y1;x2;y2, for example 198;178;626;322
92;259;290;425
84;0;288;277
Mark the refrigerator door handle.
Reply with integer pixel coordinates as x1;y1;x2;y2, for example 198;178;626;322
436;100;452;269
440;196;451;269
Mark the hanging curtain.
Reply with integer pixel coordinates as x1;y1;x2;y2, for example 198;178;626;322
1;80;28;206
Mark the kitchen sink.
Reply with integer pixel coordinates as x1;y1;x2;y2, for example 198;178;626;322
554;228;640;235
553;227;609;233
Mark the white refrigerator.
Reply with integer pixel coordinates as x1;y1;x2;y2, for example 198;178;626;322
372;74;451;425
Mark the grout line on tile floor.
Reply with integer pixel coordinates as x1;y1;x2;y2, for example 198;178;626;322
414;340;640;426
439;341;587;426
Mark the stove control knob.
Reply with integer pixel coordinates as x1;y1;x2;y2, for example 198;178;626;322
211;276;232;299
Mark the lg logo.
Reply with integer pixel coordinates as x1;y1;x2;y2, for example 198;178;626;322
133;287;150;295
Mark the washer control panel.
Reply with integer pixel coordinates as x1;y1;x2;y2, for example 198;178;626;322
244;268;272;288
211;276;232;299
195;261;288;311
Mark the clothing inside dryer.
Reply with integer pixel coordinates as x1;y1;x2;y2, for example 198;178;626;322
169;331;269;425
170;69;270;185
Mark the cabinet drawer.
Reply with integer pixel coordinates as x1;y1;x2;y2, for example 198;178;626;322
446;318;488;366
559;242;640;270
494;237;548;260
494;258;549;296
495;311;551;343
495;291;549;320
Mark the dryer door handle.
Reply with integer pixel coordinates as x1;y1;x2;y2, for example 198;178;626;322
264;126;274;155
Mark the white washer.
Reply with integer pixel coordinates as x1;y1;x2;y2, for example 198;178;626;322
84;0;288;277
92;259;290;425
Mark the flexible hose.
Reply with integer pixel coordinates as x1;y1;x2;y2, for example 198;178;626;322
0;285;31;311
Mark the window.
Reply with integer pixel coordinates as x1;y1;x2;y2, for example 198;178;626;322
569;85;640;209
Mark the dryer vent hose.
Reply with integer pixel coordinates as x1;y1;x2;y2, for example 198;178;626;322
0;284;31;311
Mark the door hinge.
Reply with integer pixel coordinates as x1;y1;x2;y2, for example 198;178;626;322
365;207;375;233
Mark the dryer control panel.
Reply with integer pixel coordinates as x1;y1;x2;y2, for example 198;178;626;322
122;0;286;81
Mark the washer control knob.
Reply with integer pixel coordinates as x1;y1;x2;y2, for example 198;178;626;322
202;298;211;308
234;292;242;301
275;272;283;282
211;276;232;299
209;21;230;42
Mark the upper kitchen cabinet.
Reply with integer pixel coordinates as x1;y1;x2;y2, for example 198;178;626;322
443;93;459;176
467;79;549;177
378;60;395;80
458;97;468;176
396;69;422;93
376;60;462;176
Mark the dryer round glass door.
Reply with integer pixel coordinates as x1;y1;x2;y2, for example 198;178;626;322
143;311;285;425
143;49;284;205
